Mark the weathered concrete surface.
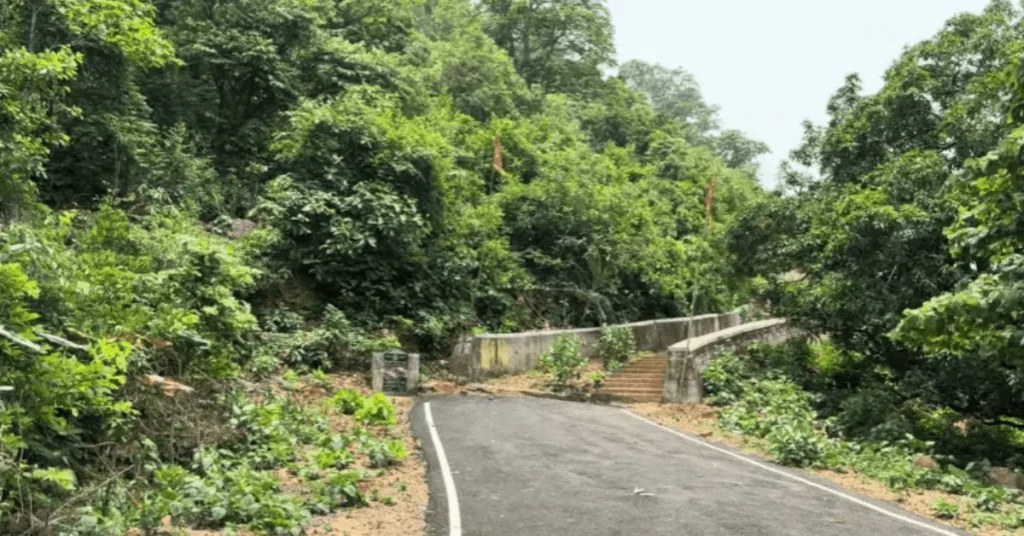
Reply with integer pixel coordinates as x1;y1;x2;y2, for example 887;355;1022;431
451;314;742;380
412;396;967;536
371;352;421;393
663;319;804;403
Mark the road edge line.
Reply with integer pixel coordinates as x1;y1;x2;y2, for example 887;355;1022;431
622;409;962;536
424;402;462;536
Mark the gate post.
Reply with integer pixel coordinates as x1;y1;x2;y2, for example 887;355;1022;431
406;353;421;393
371;352;385;392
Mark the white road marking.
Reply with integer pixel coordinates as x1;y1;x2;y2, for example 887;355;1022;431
624;410;962;536
424;402;462;536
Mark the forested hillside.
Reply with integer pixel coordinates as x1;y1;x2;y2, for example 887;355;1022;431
0;0;767;532
8;0;1024;532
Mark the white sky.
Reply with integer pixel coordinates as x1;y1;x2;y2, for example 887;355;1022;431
607;0;993;186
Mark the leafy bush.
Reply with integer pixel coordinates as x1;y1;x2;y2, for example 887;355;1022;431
933;498;961;519
143;461;312;535
598;326;635;370
716;374;837;468
765;422;837;468
833;386;912;441
354;393;397;425
308;470;368;512
537;335;587;390
304;446;357;474
363;438;408;468
271;306;399;370
702;350;751;406
223;391;323;469
331;389;365;415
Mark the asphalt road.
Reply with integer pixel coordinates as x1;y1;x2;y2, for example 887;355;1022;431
410;396;971;536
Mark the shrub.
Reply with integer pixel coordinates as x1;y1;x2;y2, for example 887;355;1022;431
273;306;399;370
354;393;396;425
765;422;835;467
933;498;961;519
833;385;911;441
715;371;838;467
598;326;635;370
308;470;367;511
306;446;357;473
363;438;408;468
703;350;751;406
537;335;587;390
143;459;312;534
331;389;365;415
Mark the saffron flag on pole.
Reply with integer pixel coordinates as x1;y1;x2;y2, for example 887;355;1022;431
489;135;501;175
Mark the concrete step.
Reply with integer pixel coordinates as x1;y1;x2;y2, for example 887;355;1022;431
603;386;662;394
599;387;663;397
611;370;666;377
619;368;667;374
604;396;661;403
603;380;663;388
617;360;668;368
598;390;662;402
603;356;668;398
616;363;667;370
605;374;663;381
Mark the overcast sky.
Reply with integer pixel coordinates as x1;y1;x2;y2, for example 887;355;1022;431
607;0;992;186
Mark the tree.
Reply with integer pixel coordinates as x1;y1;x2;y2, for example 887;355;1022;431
0;0;175;215
732;0;1024;430
714;129;770;174
619;60;769;172
618;60;720;139
480;0;615;96
0;0;775;529
892;59;1024;424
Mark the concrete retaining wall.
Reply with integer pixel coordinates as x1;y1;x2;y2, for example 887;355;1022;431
662;319;804;404
451;313;742;380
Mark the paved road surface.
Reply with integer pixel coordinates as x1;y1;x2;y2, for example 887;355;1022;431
410;396;970;536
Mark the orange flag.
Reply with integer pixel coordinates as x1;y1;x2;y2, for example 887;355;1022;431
492;136;505;175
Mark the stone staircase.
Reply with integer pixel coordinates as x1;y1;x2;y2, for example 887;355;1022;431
597;355;667;403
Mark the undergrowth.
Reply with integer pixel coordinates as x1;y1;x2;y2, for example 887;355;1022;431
5;379;406;535
704;343;1024;531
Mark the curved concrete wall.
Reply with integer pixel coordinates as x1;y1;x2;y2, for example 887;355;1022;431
451;314;742;380
662;319;804;403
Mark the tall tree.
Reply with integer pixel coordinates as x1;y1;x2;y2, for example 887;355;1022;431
618;60;720;138
0;0;175;214
893;57;1024;425
479;0;615;96
619;60;769;172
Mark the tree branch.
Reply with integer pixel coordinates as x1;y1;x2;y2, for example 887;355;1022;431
0;326;43;353
34;330;89;352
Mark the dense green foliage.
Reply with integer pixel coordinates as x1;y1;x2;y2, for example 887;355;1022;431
0;0;768;531
705;345;1024;530
21;0;1024;529
732;0;1024;479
